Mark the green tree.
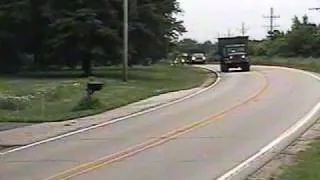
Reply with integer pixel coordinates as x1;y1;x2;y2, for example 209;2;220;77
0;0;186;75
0;0;30;73
128;0;185;65
286;15;317;57
251;15;320;58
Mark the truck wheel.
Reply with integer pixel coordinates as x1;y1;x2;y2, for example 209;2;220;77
242;64;250;72
221;64;229;72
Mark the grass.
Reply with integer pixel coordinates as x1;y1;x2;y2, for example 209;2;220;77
279;140;320;180
0;64;213;123
252;57;320;73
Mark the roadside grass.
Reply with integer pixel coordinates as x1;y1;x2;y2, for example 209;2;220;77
0;65;212;123
252;57;320;73
279;140;320;180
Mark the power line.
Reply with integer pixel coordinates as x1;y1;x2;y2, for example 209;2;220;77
263;7;280;35
214;29;233;39
309;8;320;11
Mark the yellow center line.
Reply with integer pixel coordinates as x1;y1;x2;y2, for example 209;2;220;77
44;71;270;180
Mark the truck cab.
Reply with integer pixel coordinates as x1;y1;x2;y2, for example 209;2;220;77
217;36;250;72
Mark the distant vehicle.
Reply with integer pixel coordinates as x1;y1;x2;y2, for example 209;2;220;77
190;53;206;64
173;53;189;65
179;53;189;64
217;36;250;72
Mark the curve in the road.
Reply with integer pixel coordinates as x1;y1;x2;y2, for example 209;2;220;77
2;65;320;180
217;66;320;180
0;67;221;156
43;71;269;180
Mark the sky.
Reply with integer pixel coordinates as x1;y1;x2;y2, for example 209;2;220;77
178;0;320;42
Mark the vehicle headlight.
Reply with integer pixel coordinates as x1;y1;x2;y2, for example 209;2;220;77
229;56;233;59
202;57;206;60
192;57;196;60
241;55;246;59
181;59;185;62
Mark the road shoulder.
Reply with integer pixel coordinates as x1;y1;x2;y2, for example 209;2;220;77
248;72;320;180
248;119;320;180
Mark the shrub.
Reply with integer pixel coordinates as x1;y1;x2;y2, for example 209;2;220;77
73;96;103;111
0;95;31;110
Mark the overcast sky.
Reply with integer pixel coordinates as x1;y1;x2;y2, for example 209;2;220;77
178;0;320;42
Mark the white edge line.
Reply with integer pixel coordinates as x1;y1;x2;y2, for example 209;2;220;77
0;66;221;156
217;66;320;180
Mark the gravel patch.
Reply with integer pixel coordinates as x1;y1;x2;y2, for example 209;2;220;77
0;123;33;131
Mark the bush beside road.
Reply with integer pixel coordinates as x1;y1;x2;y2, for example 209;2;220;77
252;57;320;73
0;65;212;123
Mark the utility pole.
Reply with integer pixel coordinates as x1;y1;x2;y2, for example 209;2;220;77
212;33;220;43
214;32;221;40
123;0;129;82
213;32;221;43
239;22;249;36
263;7;280;37
227;29;233;37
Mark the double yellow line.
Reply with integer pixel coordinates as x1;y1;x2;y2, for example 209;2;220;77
44;72;269;180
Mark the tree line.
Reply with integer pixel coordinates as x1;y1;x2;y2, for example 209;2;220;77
0;0;185;76
171;38;216;59
175;15;320;60
250;15;320;58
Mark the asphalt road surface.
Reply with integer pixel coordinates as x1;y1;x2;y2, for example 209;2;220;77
1;65;320;180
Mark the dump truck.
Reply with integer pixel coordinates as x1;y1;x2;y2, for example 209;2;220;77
217;36;250;72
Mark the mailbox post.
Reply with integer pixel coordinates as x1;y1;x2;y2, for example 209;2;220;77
86;81;104;100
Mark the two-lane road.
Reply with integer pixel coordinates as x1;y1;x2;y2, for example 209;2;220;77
1;65;320;180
